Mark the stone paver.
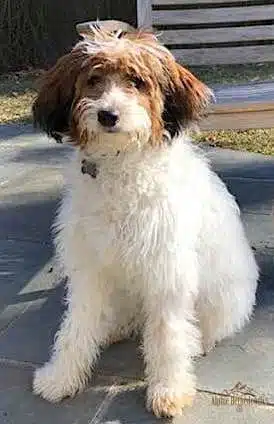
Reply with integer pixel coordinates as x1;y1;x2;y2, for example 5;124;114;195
0;124;274;423
0;364;110;424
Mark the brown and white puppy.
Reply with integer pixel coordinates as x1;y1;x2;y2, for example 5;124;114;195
32;28;258;418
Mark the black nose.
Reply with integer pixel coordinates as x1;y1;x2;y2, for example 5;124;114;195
98;110;119;127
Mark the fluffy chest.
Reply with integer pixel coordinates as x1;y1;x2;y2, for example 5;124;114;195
63;153;172;261
58;142;207;273
71;153;169;222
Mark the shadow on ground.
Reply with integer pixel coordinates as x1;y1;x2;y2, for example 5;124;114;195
0;124;36;139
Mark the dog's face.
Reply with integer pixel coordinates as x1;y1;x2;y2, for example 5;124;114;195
72;53;158;149
33;29;212;151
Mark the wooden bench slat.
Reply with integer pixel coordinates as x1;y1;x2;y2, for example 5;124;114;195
213;102;274;114
153;6;274;25
201;108;274;130
171;45;274;65
153;0;252;4
157;26;274;45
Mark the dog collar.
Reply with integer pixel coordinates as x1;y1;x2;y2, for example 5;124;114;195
81;151;121;178
81;159;98;178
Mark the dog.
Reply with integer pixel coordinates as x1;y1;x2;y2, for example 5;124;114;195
32;27;258;417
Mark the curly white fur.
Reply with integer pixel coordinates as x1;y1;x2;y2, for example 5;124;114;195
33;134;258;412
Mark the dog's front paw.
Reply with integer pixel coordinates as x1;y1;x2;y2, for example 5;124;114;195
147;387;195;418
33;362;88;403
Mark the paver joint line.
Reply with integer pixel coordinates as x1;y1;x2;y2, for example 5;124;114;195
0;357;40;369
88;383;120;424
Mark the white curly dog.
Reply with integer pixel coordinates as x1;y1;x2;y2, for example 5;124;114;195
32;27;258;417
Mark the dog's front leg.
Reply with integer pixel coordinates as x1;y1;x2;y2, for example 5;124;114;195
143;256;201;417
33;272;109;402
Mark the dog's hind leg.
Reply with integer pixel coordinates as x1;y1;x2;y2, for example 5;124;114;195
197;280;257;354
197;246;258;354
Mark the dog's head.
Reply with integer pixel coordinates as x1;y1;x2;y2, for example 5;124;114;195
33;28;212;151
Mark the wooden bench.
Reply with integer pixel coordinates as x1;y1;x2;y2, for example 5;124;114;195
150;0;274;66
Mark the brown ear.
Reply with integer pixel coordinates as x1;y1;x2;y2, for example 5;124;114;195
163;62;213;137
33;47;87;140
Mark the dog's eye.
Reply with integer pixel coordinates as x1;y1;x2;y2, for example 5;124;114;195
87;75;102;87
130;77;145;90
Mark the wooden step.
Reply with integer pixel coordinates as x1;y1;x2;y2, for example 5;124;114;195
202;102;274;130
201;82;274;130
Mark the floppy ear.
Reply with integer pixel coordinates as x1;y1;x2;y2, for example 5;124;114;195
33;47;87;140
163;62;213;137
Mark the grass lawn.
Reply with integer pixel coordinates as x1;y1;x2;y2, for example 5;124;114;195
0;66;273;155
0;70;39;124
194;129;274;156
